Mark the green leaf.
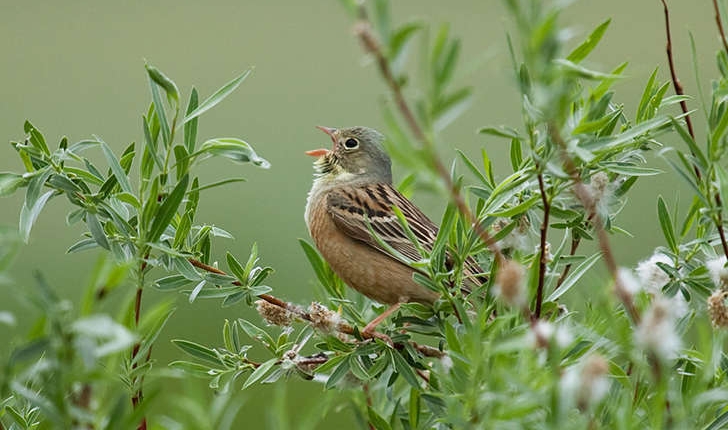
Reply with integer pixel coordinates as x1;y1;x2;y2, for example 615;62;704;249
100;139;133;194
555;59;623;80
24;120;50;155
299;239;332;288
657;196;678;253
510;138;522;170
196;138;270;168
188;279;207;302
188;177;247;193
19;190;53;243
242;358;277;389
172;339;224;365
86;212;110;250
566;19;610;63
367;406;393;430
325;355;351;389
0;172;27;196
67;238;98;253
154;274;193;290
184;87;199;153
148;174;189;243
181;69;252;126
173;145;190;182
478;125;522;140
601;163;663;176
547;252;601;301
148;81;171;147
390;350;420;389
226;252;247;283
145;63;180;105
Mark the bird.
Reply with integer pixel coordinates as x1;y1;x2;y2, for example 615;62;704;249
304;125;483;333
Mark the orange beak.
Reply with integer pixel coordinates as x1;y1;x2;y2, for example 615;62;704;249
306;125;337;157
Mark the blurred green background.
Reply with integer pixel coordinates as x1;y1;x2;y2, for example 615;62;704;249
0;0;718;427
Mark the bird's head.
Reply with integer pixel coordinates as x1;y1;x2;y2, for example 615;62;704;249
307;126;392;185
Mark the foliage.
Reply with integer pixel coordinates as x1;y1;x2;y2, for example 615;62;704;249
2;0;728;429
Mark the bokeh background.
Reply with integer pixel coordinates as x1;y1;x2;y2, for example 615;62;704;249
0;0;718;427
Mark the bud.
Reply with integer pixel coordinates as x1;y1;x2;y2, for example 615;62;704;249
561;354;609;411
636;252;671;291
634;298;681;360
707;256;728;289
308;302;343;332
635;251;687;317
256;300;293;327
492;217;530;251
494;259;526;308
616;267;641;296
707;289;728;328
529;320;572;350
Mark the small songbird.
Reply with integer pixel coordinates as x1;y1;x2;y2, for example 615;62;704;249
304;126;482;330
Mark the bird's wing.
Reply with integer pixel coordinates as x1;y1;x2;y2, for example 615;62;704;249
326;183;437;263
326;183;486;291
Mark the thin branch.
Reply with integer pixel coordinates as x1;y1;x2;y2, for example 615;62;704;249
535;171;550;318
188;258;446;359
354;16;505;266
554;236;581;289
549;127;640;324
714;0;728;55
660;0;696;144
662;0;728;260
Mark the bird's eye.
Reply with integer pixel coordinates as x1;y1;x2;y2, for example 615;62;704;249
344;138;359;149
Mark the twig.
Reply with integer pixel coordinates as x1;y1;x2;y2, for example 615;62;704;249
187;258;446;358
354;15;505;266
131;255;149;430
662;0;728;260
535;171;550;318
660;0;696;143
714;0;728;55
555;236;581;289
549;127;640;324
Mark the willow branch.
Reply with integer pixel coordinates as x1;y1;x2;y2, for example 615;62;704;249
354;15;505;265
662;0;728;259
714;0;728;55
549;128;640;324
188;258;446;358
535;171;550;318
660;0;696;144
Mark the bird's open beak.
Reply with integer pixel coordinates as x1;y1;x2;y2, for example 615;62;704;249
305;125;337;157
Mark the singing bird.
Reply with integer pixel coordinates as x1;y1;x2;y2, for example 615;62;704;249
304;126;482;331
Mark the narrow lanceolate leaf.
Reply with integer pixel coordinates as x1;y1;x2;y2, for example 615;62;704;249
299;239;333;288
242;358;277;389
188;280;206;303
566;19;611;63
188;177;247;193
86;212;110;250
184;87;199;153
657;196;677;253
226;252;247;284
197;138;270;168
547;252;601;301
100;140;133;194
24;121;50;155
19;190;54;243
148;174;189;243
171;339;224;365
0;172;27;197
181;69;252;126
145;63;180;104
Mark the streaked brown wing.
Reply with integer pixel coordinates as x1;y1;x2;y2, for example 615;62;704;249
326;183;437;263
326;183;486;291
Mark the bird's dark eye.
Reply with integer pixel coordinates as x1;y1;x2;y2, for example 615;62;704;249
344;138;359;149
